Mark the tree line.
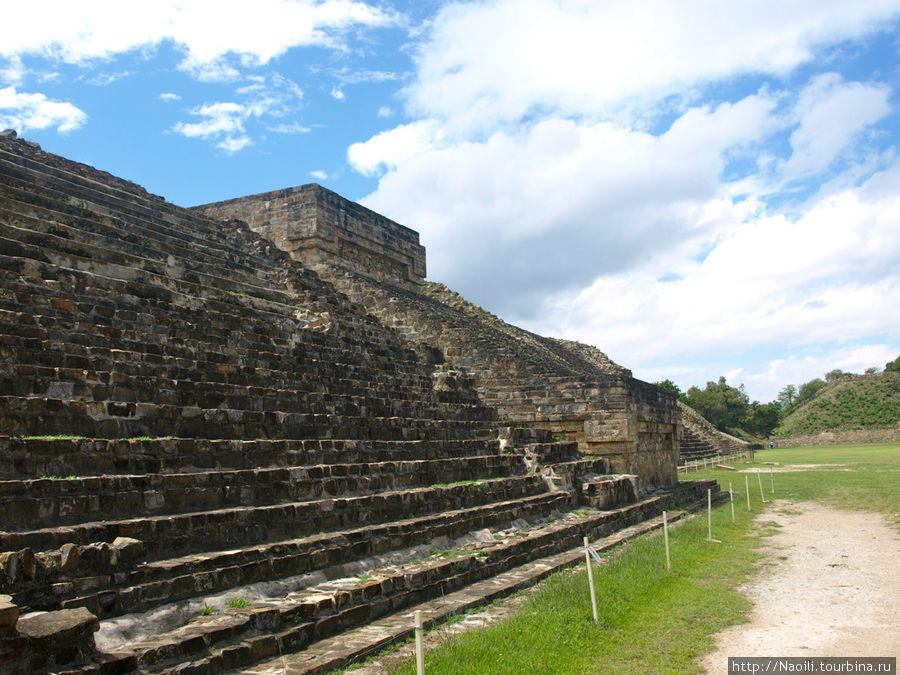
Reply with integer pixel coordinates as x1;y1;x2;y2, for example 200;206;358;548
656;354;900;439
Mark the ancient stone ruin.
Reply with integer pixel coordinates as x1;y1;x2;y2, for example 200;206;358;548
0;133;718;673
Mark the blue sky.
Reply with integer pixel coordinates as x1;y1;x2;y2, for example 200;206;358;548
2;0;899;403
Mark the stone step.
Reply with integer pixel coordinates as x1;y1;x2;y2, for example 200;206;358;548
536;458;612;493
0;475;548;557
1;363;489;424
581;474;641;509
0;436;503;479
242;490;711;675
0;455;526;529
9;491;570;620
0;196;284;296
0;395;496;442
0;179;276;292
105;484;717;674
0;313;448;398
0;215;295;307
0;273;433;376
0;147;262;266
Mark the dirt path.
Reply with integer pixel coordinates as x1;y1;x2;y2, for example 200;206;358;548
699;501;900;673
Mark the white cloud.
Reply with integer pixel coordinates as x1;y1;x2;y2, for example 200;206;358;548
310;169;328;180
352;94;777;314
0;0;399;79
268;122;311;134
172;72;304;151
173;101;252;153
542;162;900;387
0;85;86;132
331;87;345;101
85;70;131;86
0;56;26;85
377;105;393;118
404;0;900;134
216;135;252;153
348;119;441;176
780;73;892;180
159;92;181;102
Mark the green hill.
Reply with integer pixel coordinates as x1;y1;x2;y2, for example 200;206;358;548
773;372;900;438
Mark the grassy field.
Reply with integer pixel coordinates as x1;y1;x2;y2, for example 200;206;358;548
366;443;899;674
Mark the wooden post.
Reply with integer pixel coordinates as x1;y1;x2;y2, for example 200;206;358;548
584;536;599;624
707;488;712;540
663;511;671;572
415;610;424;675
745;474;751;511
757;471;767;503
770;467;775;494
729;482;735;523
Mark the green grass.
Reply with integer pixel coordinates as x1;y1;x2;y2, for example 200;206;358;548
731;444;899;525
226;597;251;609
377;443;899;674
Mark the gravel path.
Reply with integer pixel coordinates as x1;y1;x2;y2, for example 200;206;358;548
699;501;900;673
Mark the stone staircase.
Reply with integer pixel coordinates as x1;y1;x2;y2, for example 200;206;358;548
678;427;718;463
0;135;720;673
677;402;751;464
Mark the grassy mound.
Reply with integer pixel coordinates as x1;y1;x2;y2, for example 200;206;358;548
773;373;900;438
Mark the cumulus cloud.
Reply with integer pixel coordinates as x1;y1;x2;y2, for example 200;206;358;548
0;1;399;79
173;101;253;152
172;72;304;152
0;85;86;132
403;0;900;134
353;94;778;314
779;73;892;180
544;162;900;385
0;56;26;85
159;92;181;102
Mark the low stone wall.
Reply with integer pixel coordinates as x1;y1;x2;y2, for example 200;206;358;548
772;427;900;448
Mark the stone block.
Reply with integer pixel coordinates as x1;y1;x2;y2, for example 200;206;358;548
16;607;99;668
0;596;18;637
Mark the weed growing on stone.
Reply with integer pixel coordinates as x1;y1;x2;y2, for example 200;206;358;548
226;597;251;609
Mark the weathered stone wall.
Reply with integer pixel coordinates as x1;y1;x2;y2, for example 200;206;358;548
628;379;680;484
193;184;426;292
772;427;900;448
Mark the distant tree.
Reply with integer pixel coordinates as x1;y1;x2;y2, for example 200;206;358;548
655;379;682;396
886;355;900;372
744;401;781;437
865;367;879;375
777;384;797;411
825;368;853;383
683;377;750;432
795;378;826;406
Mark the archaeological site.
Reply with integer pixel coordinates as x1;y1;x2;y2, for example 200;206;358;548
0;132;729;673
